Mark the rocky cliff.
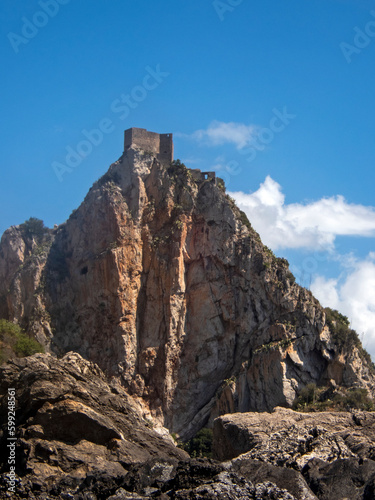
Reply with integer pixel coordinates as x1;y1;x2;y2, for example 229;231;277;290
0;144;374;439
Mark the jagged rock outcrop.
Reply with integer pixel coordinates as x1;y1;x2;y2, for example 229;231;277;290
0;225;54;345
1;457;300;499
1;145;374;438
228;458;318;500
213;407;375;463
119;459;298;499
0;351;187;496
303;457;375;500
213;408;375;500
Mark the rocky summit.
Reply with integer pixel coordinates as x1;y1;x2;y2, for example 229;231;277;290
1;129;375;499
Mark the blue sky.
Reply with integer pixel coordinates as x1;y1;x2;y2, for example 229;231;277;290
1;0;375;355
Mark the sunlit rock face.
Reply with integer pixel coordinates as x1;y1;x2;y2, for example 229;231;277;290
1;147;374;439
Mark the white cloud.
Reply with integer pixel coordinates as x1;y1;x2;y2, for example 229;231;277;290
180;121;258;150
230;175;375;358
230;176;375;250
311;254;375;358
311;276;340;308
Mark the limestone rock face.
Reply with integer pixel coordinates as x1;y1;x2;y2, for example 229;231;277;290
0;225;54;345
1;148;374;438
0;352;187;493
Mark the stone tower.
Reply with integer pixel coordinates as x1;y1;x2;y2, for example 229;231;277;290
124;128;173;163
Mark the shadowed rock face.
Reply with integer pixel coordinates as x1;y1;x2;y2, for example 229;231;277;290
0;352;188;492
118;460;298;499
302;457;375;500
1;147;374;439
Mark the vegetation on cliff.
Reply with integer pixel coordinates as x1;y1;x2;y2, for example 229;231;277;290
0;319;44;364
19;217;48;242
178;428;214;458
325;307;375;370
293;382;375;412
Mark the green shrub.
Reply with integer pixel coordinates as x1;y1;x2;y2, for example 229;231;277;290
168;159;188;176
264;246;276;260
293;384;375;412
293;383;318;409
325;307;360;350
179;428;213;458
325;307;374;370
14;335;44;357
170;159;187;169
0;319;44;364
337;388;374;411
173;219;184;230
0;319;22;338
20;217;46;241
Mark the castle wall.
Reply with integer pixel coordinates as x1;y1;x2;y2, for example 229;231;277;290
190;169;216;183
124;128;173;163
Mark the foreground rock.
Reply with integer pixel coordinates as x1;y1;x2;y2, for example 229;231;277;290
214;407;375;499
0;458;299;499
2;354;375;499
213;407;375;464
118;459;298;499
228;458;318;500
0;352;300;499
0;352;187;497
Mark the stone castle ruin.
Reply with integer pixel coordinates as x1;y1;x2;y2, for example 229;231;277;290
124;128;174;164
189;169;216;183
124;127;217;184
